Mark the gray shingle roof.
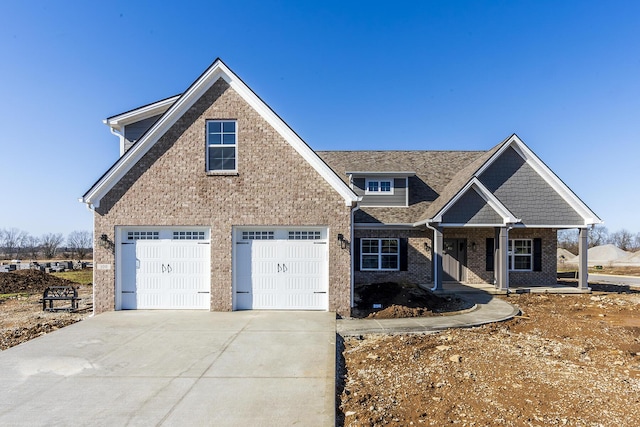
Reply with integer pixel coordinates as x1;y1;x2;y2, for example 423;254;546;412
317;150;490;224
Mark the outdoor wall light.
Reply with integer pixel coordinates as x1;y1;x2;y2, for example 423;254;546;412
337;233;348;249
424;242;431;252
99;234;115;252
470;242;477;251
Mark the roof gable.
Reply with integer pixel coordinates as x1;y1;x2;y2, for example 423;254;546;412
82;59;359;208
437;179;518;226
418;134;602;227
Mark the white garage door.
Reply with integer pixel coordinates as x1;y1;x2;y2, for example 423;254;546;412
119;229;210;309
234;228;329;310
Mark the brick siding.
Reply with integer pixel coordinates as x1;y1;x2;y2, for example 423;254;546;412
354;227;557;288
354;229;433;285
93;78;352;316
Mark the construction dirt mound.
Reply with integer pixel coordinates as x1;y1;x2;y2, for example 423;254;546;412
352;282;472;319
0;270;76;295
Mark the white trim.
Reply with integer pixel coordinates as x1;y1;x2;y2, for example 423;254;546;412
508;238;533;272
364;178;394;195
405;177;409;207
231;225;329;311
114;226;211;311
360;238;400;271
104;96;180;131
476;134;602;226
206;119;238;173
82;59;359;208
428;177;520;225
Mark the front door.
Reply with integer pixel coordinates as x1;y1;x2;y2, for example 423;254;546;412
443;239;467;282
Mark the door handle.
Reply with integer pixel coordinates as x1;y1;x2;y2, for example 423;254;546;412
277;263;281;272
282;263;287;273
167;264;172;273
162;264;166;273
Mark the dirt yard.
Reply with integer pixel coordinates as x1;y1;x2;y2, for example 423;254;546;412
3;270;640;425
0;270;93;350
338;284;640;426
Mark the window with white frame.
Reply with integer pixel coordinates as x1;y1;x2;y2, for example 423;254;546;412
365;178;394;194
206;120;236;172
361;238;399;270
508;239;532;271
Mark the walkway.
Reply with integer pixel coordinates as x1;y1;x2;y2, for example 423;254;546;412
338;290;520;336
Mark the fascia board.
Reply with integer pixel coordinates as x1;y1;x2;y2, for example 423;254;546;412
509;137;602;224
473;134;601;225
471;179;520;223
223;64;359;206
105;95;180;130
439;223;507;228
84;59;359;207
84;64;230;206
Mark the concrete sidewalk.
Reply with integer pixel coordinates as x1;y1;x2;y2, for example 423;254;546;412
0;311;335;427
337;292;520;336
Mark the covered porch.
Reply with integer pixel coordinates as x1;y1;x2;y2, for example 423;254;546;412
429;225;592;293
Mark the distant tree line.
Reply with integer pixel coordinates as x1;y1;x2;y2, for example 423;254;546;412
0;228;92;260
558;225;640;254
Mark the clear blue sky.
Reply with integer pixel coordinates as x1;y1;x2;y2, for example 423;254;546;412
1;0;638;238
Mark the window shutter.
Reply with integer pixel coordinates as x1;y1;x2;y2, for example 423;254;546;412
400;238;408;271
354;238;361;271
533;238;542;271
486;238;494;271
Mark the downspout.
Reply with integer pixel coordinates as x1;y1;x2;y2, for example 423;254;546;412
423;221;440;291
350;202;360;308
108;125;126;157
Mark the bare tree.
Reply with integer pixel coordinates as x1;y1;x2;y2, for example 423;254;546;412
557;229;578;255
67;231;92;259
588;225;609;248
23;235;41;260
633;232;640;252
609;229;633;251
40;233;64;259
0;228;28;259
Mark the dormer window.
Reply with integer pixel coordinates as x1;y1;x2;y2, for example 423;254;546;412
365;178;394;195
206;120;237;172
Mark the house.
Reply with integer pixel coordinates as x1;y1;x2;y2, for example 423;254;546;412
81;59;601;317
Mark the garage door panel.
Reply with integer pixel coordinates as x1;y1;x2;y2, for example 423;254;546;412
120;230;210;310
234;230;328;311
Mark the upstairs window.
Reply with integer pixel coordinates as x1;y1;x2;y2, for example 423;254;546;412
207;120;236;172
365;179;394;194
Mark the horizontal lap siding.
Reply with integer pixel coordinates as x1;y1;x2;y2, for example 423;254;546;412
479;147;584;225
352;177;407;207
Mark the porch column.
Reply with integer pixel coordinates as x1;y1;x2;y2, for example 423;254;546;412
496;226;509;291
432;226;443;291
578;227;590;290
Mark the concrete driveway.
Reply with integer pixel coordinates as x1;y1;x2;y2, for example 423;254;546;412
0;311;336;426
